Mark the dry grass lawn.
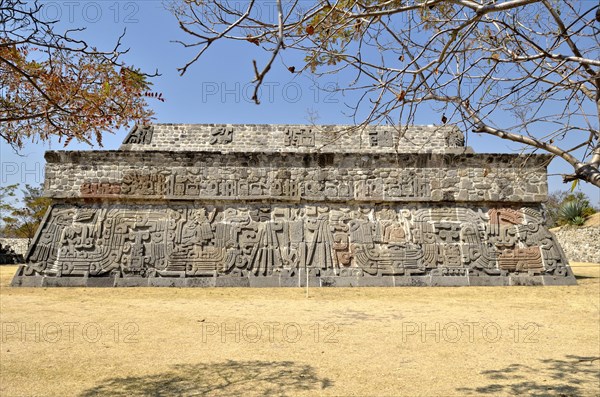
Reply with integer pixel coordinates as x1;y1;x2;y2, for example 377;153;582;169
1;264;599;397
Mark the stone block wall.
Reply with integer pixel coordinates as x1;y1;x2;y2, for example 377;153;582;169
552;226;600;263
120;124;467;153
0;238;29;257
43;152;549;204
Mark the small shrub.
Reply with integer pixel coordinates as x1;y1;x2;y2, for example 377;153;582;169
571;216;585;226
558;200;588;226
582;207;596;218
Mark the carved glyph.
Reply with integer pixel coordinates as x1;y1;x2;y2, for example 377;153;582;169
123;125;154;145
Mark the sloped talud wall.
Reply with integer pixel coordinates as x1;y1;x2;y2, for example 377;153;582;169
11;203;574;287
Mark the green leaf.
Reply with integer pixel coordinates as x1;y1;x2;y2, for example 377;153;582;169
570;180;578;192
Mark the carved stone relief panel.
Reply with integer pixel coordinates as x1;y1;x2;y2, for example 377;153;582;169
22;204;571;282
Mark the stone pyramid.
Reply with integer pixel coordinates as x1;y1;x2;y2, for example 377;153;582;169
11;124;576;287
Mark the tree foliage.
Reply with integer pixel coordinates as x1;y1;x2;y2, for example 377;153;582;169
172;0;600;187
1;0;161;148
0;184;51;241
0;183;19;223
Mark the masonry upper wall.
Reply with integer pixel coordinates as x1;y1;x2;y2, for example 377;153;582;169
119;124;468;153
43;151;550;204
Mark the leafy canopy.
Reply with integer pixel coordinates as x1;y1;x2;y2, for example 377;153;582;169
1;0;161;148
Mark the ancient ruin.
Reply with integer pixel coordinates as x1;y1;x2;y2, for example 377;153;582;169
11;124;576;287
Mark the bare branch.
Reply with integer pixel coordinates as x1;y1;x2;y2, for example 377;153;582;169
170;0;600;187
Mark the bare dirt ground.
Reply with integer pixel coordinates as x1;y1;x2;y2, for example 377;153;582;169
1;264;599;397
584;213;600;227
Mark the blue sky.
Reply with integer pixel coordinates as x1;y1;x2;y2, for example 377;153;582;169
1;1;598;205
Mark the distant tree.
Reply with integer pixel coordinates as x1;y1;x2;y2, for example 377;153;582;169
171;0;600;187
1;0;162;148
1;184;51;243
0;184;19;235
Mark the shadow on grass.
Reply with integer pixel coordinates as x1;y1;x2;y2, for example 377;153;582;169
574;274;597;280
79;360;333;397
457;355;600;396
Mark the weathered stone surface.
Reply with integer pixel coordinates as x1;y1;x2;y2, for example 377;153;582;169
11;123;576;287
119;124;467;153
43;151;549;203
11;203;573;286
